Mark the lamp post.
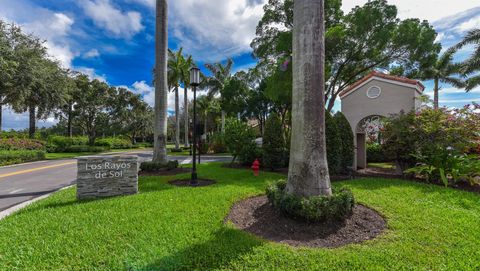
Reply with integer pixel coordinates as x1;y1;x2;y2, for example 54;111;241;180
190;67;201;185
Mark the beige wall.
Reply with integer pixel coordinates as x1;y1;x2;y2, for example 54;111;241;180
340;78;420;169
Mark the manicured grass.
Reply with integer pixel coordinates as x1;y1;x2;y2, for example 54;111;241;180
368;162;396;169
45;148;152;160
0;163;479;270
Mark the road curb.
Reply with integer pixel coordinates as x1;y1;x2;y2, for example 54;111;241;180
0;185;74;221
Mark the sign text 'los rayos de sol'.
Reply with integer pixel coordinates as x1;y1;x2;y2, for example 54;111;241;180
77;156;138;200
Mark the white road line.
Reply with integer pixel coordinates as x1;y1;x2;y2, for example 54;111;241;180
181;158;192;165
8;189;23;194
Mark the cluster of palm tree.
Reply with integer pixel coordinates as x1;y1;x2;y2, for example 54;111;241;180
167;48;193;149
422;28;480;109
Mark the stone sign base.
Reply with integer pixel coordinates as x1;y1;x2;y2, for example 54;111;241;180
77;156;139;200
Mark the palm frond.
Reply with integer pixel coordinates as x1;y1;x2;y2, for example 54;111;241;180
466;75;480;91
441;76;466;89
454;28;480;50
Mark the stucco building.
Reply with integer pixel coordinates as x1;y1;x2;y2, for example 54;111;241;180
340;71;425;169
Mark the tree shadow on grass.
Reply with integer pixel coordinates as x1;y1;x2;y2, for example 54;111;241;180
140;227;263;271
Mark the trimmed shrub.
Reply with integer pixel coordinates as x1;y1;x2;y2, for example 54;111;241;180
63;145;108;153
326;111;341;174
263;114;285;170
209;133;227;154
334;112;354;172
224;119;259;165
47;136;88;152
95;138;133;149
140;160;179;171
266;180;355;222
367;143;390;163
0;150;46;166
0;138;45;151
170;148;183;153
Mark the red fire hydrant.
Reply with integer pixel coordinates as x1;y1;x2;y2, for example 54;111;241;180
251;159;260;176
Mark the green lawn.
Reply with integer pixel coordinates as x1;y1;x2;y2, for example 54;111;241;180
45;148;152;160
0;163;479;270
368;162;396;169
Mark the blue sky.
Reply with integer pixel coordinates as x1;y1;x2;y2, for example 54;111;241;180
0;0;479;130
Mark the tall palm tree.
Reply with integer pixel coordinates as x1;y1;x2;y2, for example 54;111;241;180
167;48;185;150
286;0;331;197
454;29;480;91
196;95;212;137
204;59;233;133
181;55;193;148
421;48;465;109
153;0;168;163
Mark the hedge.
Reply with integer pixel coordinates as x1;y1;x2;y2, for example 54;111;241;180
367;143;390;163
326;111;341;174
0;138;45;151
266;180;355;222
63;145;108;153
263;114;285;170
0;150;46;166
140;160;179;171
334;112;354;172
95;138;133;149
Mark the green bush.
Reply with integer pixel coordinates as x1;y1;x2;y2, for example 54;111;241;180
0;150;46;166
266;180;355;222
170;148;183;153
367;143;390;163
326;111;341;174
263;114;285;170
224;119;259;165
140;160;179;171
209;133;227;154
135;142;153;148
0;138;45;151
334;112;354;172
63;145;108;153
47;136;88;152
95;137;133;149
382;107;479;176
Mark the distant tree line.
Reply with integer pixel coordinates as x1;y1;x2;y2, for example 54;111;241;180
0;21;153;144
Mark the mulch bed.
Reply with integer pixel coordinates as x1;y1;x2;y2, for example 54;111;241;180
226;195;386;248
168;179;216;187
139;168;191;176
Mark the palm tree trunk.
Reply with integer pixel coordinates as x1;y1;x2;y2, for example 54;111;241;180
286;0;331;197
204;115;207;138
67;102;73;137
221;110;226;133
184;87;189;147
0;103;2;132
175;86;180;149
433;77;439;109
153;0;169;163
29;105;36;139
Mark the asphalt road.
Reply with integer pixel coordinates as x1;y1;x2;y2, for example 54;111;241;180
0;150;231;212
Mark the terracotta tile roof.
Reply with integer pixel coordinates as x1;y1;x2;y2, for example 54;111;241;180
339;71;425;99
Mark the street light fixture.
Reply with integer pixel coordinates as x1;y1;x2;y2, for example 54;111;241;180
190;67;201;185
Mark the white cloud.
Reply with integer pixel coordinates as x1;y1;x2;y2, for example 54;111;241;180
119;81;198;113
455;15;480;32
76;67;107;82
342;1;480;22
84;49;100;58
135;0;266;62
81;0;144;39
16;12;77;68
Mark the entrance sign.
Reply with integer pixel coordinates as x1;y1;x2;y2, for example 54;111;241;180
77;156;139;200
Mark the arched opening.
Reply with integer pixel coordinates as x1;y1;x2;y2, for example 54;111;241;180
355;115;386;169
